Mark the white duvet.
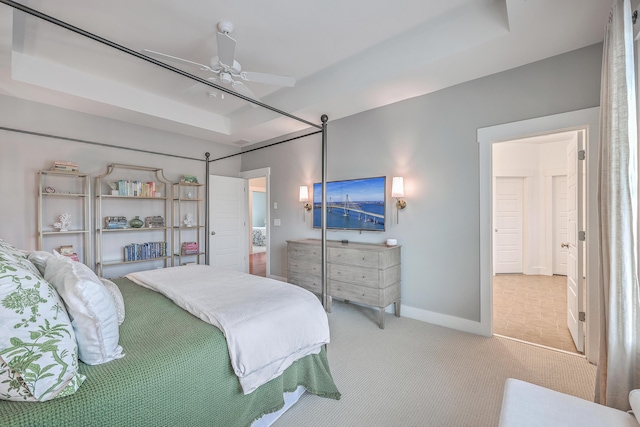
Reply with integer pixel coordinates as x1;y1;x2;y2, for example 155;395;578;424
126;265;330;394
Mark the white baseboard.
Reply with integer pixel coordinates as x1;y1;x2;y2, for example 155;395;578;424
401;305;489;337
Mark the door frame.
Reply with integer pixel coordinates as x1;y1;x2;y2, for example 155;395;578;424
240;167;271;277
477;107;600;364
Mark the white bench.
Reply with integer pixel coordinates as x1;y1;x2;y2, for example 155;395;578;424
498;378;639;427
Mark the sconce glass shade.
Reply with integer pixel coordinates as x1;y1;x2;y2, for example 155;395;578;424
391;177;404;198
299;186;309;202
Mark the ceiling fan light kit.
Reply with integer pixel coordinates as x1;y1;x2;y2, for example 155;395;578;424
142;21;295;103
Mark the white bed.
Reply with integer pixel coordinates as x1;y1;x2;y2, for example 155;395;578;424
126;264;331;394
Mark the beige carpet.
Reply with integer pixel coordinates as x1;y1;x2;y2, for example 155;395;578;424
275;301;596;427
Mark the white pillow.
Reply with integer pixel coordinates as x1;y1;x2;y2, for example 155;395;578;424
44;253;124;365
100;278;125;325
27;250;55;276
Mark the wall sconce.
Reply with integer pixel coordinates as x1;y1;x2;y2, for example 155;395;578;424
391;177;406;224
299;186;312;221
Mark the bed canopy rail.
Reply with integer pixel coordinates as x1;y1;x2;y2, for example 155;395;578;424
2;0;332;310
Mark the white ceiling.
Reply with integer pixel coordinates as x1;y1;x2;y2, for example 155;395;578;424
0;0;610;147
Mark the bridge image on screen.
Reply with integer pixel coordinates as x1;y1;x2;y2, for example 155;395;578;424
313;176;385;231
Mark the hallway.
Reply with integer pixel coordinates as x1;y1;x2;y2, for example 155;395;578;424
493;274;579;354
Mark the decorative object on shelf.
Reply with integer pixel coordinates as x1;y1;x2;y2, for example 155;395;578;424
51;160;79;174
44;186;55;194
181;242;199;255
130;216;144;228
53;213;71;232
184;213;194;227
386;238;398;247
59;245;74;255
145;216;165;228
187;191;193;199
391;176;406;224
108;182;119;195
105;216;128;229
181;175;198;184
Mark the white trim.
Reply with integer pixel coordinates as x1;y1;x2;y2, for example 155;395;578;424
402;305;488;336
477;107;600;363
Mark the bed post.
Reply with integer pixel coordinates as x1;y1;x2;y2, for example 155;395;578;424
321;115;329;311
205;152;210;265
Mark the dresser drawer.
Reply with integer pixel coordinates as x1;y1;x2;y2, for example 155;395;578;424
288;242;322;261
288;272;322;294
328;247;380;268
288;257;321;277
328;263;377;287
330;280;380;307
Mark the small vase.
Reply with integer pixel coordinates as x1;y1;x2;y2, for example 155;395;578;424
130;216;143;228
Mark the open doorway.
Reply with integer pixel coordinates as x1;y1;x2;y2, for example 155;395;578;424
491;131;585;354
240;167;271;277
248;177;267;276
491;133;581;353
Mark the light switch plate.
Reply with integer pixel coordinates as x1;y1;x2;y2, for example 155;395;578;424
274;219;281;226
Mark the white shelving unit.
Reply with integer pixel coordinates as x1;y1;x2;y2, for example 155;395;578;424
172;181;205;266
37;170;91;265
95;164;171;277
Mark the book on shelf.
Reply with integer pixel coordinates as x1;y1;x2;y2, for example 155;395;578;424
123;241;167;262
115;180;158;197
181;241;199;255
51;161;79;173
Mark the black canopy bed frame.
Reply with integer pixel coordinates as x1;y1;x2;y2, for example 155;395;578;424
0;1;337;425
0;0;332;310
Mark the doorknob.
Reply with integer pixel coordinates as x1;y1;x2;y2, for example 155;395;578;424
211;231;216;235
561;243;569;248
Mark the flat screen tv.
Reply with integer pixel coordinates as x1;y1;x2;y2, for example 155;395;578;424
313;176;386;231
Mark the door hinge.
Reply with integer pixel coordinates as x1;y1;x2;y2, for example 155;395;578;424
578;150;586;160
578;231;586;241
579;311;586;322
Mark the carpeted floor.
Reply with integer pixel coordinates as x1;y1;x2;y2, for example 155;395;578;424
275;300;596;427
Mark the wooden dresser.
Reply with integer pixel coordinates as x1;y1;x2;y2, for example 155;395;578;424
287;239;401;328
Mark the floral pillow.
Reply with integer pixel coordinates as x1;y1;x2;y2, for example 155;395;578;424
0;239;43;279
0;258;85;401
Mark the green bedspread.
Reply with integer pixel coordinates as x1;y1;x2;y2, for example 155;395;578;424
0;277;340;427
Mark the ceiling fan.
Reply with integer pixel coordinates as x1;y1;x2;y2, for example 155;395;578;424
143;21;295;104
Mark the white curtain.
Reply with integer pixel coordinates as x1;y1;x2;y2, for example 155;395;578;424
595;0;640;411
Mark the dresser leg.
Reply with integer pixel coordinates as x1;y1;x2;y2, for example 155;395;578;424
378;307;385;329
394;300;401;317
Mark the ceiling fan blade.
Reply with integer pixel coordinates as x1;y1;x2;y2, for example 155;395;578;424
231;81;260;107
142;49;214;72
240;71;296;87
216;32;236;67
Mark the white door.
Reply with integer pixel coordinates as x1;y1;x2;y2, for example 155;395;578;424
566;135;584;352
209;175;248;272
494;177;523;274
552;176;568;275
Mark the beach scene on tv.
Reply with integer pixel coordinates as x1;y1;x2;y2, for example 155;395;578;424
313;176;385;231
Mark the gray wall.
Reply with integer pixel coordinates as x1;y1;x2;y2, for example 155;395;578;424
241;43;603;323
0;95;241;262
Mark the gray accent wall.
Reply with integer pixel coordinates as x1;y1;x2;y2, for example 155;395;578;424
241;43;603;324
